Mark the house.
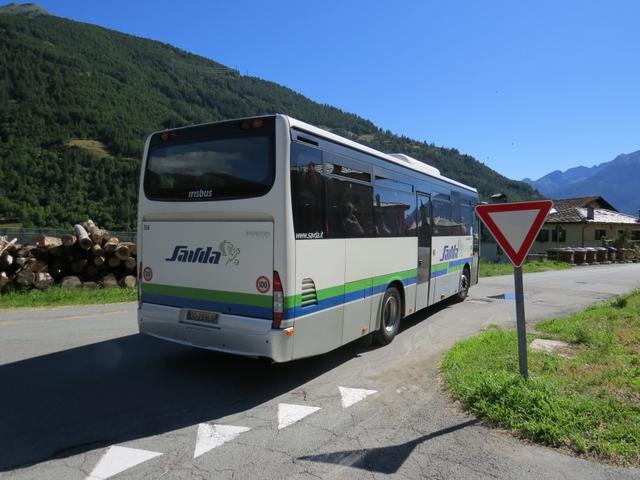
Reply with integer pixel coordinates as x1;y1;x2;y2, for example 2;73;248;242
481;196;640;261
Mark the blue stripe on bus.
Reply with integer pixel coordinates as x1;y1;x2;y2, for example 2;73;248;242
430;269;448;279
142;292;273;320
294;276;417;319
144;273;428;321
430;257;474;278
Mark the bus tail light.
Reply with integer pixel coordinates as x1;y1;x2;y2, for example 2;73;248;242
272;271;284;329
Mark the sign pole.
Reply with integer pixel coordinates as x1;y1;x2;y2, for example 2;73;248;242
475;200;553;379
513;265;528;379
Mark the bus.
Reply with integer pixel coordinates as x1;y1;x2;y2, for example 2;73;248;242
137;115;479;362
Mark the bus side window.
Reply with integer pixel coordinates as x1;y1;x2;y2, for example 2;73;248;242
459;202;474;235
373;187;414;237
325;177;373;238
432;195;453;236
418;196;432;245
290;143;324;237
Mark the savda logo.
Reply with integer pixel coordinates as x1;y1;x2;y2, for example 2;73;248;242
165;246;222;264
438;239;465;262
164;240;241;265
439;245;459;262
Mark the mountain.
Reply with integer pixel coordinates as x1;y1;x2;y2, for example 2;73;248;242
0;4;540;230
0;2;49;17
524;150;640;215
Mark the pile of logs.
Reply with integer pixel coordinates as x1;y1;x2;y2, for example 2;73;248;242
0;220;137;292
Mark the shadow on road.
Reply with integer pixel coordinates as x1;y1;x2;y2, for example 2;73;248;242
0;298;459;472
0;333;364;471
299;419;480;473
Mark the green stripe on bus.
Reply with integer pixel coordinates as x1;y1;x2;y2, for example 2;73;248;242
286;268;418;309
431;263;449;273
142;283;273;308
345;277;372;295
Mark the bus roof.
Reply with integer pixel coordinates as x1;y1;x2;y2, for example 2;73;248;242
285;115;478;194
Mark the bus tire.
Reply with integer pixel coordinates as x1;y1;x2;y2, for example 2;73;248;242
454;266;470;302
373;286;402;345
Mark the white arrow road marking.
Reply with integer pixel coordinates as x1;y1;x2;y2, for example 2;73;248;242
86;446;162;480
194;423;251;458
338;386;378;408
278;403;321;430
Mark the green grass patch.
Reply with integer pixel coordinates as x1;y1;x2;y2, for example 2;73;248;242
66;139;111;158
479;258;572;277
0;287;136;309
441;290;640;465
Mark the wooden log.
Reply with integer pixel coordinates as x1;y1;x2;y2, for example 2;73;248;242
0;237;17;256
74;224;92;250
85;265;99;278
61;234;76;247
71;258;88;274
91;244;105;257
90;228;107;244
48;246;64;257
23;259;48;273
16;270;35;287
15;257;27;268
0;253;13;269
121;275;137;288
124;257;137;270
83;219;97;233
107;256;121;268
94;255;106;267
60;275;82;288
16;245;36;257
82;281;99;289
48;263;63;279
33;272;54;290
104;237;119;253
101;273;118;288
115;243;134;260
36;234;63;250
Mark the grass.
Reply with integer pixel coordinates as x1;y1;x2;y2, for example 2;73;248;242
66;139;111;158
479;258;572;277
441;290;640;465
0;287;136;309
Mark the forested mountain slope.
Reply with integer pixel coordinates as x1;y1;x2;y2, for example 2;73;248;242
0;5;540;230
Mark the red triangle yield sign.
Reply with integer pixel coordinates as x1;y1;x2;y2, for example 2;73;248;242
475;200;553;267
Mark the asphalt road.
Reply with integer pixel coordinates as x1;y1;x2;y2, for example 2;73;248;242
1;264;639;480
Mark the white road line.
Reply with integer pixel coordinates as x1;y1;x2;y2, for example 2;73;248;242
194;423;251;458
86;445;162;480
277;403;321;430
338;386;377;408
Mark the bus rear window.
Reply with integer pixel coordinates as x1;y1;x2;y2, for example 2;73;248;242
144;127;275;201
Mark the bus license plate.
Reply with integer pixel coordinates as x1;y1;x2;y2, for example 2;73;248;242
186;310;219;324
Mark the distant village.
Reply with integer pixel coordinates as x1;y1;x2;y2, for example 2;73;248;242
481;195;640;263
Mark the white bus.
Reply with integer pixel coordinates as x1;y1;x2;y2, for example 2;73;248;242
137;115;479;362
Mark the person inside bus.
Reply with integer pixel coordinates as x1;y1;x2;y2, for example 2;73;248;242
341;201;365;236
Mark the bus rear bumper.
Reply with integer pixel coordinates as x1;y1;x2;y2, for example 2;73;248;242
138;303;293;363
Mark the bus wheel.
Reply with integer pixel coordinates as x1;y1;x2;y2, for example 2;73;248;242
373;287;402;345
454;267;470;302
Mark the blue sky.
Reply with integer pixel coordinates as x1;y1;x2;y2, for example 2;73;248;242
35;0;640;180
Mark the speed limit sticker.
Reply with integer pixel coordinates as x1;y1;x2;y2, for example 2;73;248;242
256;275;270;294
142;267;153;282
